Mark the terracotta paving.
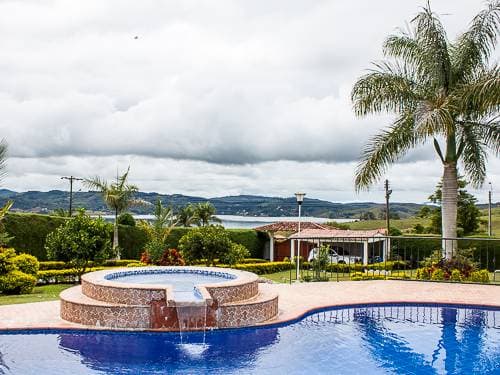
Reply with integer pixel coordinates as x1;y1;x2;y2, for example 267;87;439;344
0;280;498;331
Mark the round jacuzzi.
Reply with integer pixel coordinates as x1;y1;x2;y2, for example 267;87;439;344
105;268;239;302
60;266;278;330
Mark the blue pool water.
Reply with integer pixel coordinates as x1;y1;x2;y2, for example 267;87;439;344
106;270;235;301
0;304;498;374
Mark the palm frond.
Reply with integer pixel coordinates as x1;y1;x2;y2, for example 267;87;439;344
412;3;451;90
456;66;500;119
355;113;422;191
457;123;487;187
0;140;8;182
451;0;500;82
352;62;419;116
414;98;454;138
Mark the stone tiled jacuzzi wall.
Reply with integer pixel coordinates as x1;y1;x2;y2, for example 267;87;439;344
60;266;278;331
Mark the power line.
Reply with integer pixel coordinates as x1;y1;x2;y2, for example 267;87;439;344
61;176;84;216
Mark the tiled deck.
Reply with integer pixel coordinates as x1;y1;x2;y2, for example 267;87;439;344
0;280;498;331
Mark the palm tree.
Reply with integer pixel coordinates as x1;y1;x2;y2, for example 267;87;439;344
194;202;221;226
352;1;500;258
85;167;139;259
175;204;198;227
0;140;13;246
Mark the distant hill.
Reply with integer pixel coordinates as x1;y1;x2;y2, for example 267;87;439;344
0;189;433;219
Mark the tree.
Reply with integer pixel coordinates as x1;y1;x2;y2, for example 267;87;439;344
117;213;136;226
45;211;113;280
178;225;233;266
194;202;221;226
418;206;432;218
0;140;13;246
359;211;376;221
85;166;139;259
428;178;482;235
138;200;177;263
352;1;500;258
175;204;198;227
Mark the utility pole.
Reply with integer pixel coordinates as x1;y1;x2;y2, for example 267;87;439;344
385;179;392;235
488;182;493;237
61;176;83;216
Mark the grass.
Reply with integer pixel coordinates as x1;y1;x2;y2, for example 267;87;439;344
346;217;431;231
261;269;500;284
479;207;500;236
0;283;74;306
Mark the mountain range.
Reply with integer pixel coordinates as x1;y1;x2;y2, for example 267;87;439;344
0;189;433;219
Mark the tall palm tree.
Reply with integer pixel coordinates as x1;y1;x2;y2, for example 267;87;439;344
85;167;139;259
352;1;500;258
194;202;221;226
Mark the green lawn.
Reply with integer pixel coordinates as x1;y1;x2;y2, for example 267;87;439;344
0;283;74;306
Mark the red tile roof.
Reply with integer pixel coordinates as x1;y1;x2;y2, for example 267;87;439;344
289;228;387;239
254;221;329;232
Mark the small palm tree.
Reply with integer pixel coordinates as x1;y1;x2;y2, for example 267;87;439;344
352;1;500;258
194;202;221;226
0;140;13;246
85;167;139;259
175;204;198;227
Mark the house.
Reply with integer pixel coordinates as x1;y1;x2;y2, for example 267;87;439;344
256;222;388;265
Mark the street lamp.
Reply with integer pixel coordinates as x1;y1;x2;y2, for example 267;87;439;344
295;192;305;281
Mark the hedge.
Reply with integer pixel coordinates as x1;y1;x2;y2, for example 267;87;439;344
2;213;267;261
232;262;294;274
39;259;140;270
37;267;105;284
3;213;67;260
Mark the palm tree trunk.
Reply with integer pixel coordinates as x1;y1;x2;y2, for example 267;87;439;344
441;162;458;258
113;209;120;260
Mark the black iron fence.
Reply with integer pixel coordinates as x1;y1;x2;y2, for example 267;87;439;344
287;235;500;285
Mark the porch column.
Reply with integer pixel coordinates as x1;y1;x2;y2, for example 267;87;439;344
363;240;369;266
269;234;275;262
290;239;295;261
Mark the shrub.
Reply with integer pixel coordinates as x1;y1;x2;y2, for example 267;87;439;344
238;258;268;264
431;269;445;281
117;213;136;226
219;243;250;266
126;262;147;267
0;270;37;294
450;269;462;282
45;212;113;279
179;225;234;266
388;271;409;279
158;249;185;266
415;268;431;280
37;267;105;284
13;254;39;276
232;262;294;274
140;251;151;265
468;269;490;283
39;261;67;270
0;247;17;274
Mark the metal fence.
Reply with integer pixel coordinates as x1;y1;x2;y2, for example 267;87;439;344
287;235;500;285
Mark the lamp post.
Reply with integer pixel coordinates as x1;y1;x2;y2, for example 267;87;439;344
488;182;493;237
384;179;392;235
295;192;305;281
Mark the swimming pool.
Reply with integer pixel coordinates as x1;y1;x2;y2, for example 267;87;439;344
0;304;498;374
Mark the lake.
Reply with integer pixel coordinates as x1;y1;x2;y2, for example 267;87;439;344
100;214;355;229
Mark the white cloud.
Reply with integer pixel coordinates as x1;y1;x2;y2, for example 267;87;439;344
0;0;497;202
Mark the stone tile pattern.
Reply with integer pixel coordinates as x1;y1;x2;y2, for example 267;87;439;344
206;281;259;304
61;267;277;331
150;301;218;330
218;295;279;328
82;279;165;305
60;300;150;329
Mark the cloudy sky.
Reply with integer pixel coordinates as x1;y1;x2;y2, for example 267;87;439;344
0;0;498;203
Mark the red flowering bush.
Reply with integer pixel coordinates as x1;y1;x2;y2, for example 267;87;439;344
140;251;151;265
158;248;185;266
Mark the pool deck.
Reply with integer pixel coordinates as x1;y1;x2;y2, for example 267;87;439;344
0;280;498;331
